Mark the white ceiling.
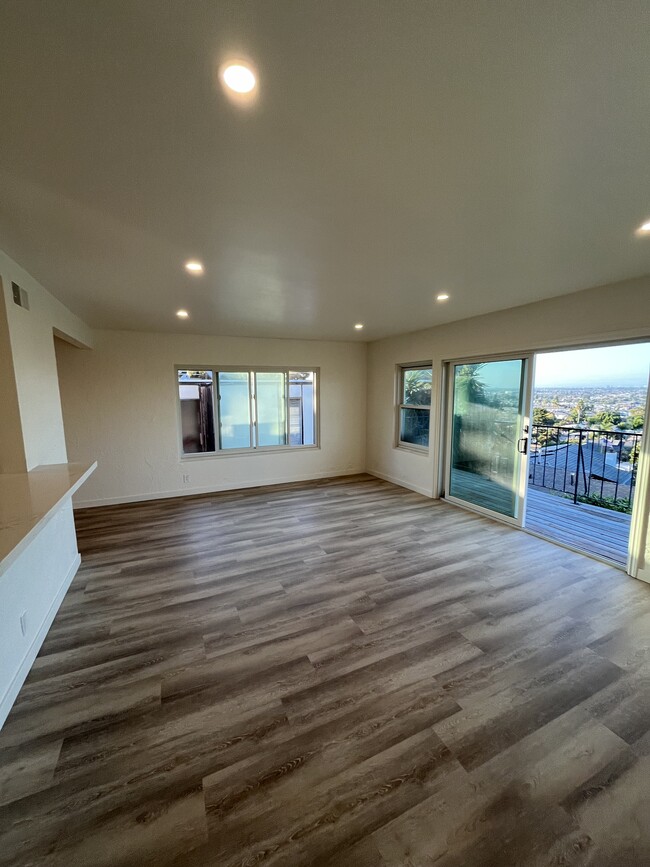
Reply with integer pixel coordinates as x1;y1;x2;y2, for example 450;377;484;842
0;1;649;341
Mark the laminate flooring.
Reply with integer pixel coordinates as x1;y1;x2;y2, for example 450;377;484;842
0;475;648;866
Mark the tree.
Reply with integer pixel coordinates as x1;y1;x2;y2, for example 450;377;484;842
627;443;640;467
533;407;557;426
532;407;560;447
567;398;594;426
451;365;491;472
455;364;488;407
629;408;645;430
591;410;624;430
403;368;432;405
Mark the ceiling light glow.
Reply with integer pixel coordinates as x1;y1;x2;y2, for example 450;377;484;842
436;293;450;301
184;260;204;274
222;64;256;94
638;220;650;234
176;309;190;319
354;323;364;330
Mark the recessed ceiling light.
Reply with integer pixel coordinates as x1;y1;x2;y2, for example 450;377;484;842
354;323;364;330
637;220;650;234
436;293;450;302
222;63;256;94
176;309;190;319
184;260;204;275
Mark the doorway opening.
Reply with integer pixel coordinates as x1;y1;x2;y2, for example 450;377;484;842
525;342;649;567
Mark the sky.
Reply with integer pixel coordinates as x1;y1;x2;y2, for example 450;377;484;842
469;359;523;390
534;343;650;388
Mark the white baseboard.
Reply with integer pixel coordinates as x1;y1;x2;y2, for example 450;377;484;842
73;468;367;509
635;565;650;585
0;553;81;730
366;469;434;498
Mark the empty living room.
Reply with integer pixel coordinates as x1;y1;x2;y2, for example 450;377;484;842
1;3;650;865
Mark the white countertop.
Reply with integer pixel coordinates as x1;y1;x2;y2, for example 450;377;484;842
0;462;97;575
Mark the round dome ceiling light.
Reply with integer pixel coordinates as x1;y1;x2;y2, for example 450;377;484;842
222;63;257;94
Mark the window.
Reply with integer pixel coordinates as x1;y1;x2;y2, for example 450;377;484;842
217;371;252;449
178;370;216;453
177;368;317;455
398;364;432;449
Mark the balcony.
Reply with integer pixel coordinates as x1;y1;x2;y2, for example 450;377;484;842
525;424;641;566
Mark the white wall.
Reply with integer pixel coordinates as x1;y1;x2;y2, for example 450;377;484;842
366;275;650;577
0;500;80;727
0;249;95;728
56;330;367;507
0;250;93;470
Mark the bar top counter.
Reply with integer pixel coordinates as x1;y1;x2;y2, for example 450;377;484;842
0;462;96;575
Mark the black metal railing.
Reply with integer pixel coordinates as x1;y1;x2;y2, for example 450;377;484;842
529;425;642;511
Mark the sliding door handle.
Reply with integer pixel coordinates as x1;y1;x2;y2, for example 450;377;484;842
517;437;528;455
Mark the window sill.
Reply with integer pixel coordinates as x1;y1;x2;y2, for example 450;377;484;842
395;443;430;456
180;444;320;461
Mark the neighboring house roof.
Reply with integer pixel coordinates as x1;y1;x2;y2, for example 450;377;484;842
533;442;633;486
178;373;212;384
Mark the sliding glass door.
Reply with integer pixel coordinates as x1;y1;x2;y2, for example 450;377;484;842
445;356;532;524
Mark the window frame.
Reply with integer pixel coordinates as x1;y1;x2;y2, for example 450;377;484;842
396;362;433;452
175;365;320;458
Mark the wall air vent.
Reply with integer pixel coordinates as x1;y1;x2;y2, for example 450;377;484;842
11;281;29;310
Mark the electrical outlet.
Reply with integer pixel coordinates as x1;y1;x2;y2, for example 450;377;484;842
182;473;190;484
20;612;27;636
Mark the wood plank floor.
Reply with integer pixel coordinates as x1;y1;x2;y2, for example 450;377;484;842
526;488;631;566
0;474;649;866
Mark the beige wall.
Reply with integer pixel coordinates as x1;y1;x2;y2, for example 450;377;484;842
366;275;650;578
0;250;93;470
56;330;367;506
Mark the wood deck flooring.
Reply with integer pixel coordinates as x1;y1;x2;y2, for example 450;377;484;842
526;488;631;567
0;475;649;866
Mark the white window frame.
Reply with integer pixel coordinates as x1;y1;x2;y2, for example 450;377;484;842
176;365;319;458
396;362;432;452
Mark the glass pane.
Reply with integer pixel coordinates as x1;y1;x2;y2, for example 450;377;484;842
256;372;287;447
400;407;430;447
449;360;525;517
288;371;315;446
403;367;432;406
178;370;215;453
218;372;251;449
